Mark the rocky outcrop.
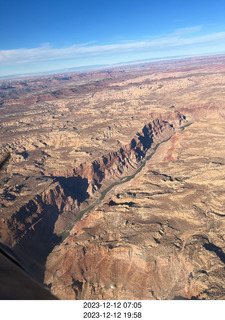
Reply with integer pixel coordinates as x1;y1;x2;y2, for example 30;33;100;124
45;241;196;300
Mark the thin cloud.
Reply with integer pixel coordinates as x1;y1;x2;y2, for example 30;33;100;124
1;30;225;67
173;25;203;35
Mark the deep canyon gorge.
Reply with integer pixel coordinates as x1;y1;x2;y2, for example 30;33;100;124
1;55;225;299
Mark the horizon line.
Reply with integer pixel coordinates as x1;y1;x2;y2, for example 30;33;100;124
1;52;225;81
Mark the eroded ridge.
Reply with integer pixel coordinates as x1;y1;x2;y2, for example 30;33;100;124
0;110;186;280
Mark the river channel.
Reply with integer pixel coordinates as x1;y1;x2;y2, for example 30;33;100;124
61;121;193;240
61;134;175;240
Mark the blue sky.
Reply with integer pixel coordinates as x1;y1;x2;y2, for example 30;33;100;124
1;0;225;76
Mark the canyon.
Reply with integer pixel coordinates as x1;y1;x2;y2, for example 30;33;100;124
1;55;225;299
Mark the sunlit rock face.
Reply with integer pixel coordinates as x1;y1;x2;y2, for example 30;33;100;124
1;55;225;299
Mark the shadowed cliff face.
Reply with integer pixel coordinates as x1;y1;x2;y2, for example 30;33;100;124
0;111;186;282
55;176;90;204
0;152;11;171
51;116;183;187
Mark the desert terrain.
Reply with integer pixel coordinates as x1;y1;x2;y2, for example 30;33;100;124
1;55;225;299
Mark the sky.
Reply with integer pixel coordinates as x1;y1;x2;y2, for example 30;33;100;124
1;0;225;77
